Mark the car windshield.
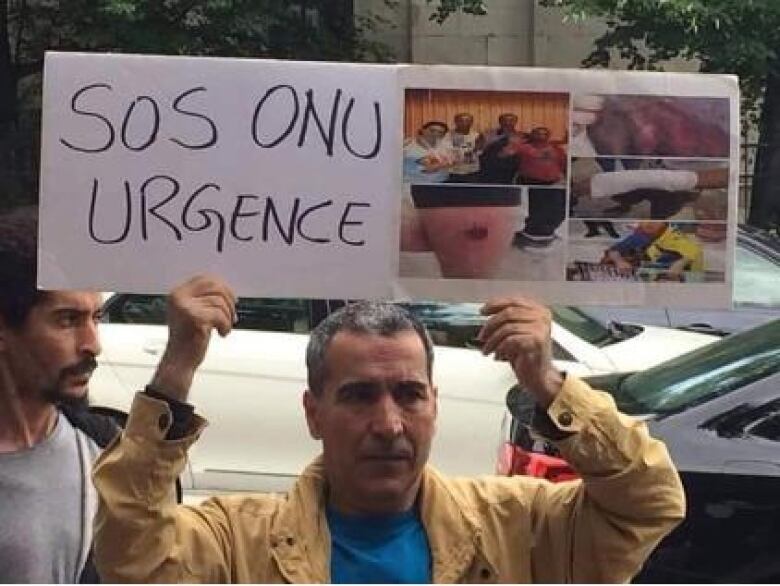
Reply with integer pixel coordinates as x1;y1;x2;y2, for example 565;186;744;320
400;302;484;348
402;302;620;348
549;306;615;346
734;236;780;307
615;319;780;414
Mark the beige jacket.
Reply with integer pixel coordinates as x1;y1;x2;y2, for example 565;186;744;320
93;376;685;583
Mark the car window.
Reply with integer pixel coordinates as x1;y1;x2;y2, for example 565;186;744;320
103;294;168;325
103;294;312;333
616;320;780;414
734;242;780;307
235;298;311;333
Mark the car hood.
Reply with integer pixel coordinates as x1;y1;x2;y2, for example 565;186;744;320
601;324;718;373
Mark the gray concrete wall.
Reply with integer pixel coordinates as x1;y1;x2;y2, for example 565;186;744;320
356;0;699;72
357;0;535;65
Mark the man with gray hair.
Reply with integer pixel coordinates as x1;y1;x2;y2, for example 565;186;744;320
93;275;685;583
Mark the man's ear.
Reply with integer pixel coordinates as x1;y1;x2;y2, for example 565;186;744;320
302;390;322;440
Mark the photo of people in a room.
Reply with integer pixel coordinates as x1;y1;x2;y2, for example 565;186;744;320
403;89;570;187
566;220;726;283
570;157;729;221
570;94;730;159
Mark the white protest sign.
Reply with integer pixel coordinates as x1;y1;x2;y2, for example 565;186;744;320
39;52;401;297
39;53;740;308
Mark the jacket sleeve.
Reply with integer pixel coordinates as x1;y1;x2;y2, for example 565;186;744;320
92;392;235;583
527;376;686;583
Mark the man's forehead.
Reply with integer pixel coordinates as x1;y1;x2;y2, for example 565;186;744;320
323;330;428;376
38;290;103;311
328;329;424;354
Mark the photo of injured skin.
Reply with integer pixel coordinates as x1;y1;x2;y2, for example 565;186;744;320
571;94;730;159
566;220;726;283
399;184;565;281
570;157;729;221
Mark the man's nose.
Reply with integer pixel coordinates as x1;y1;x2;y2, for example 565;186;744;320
369;394;404;439
79;320;101;357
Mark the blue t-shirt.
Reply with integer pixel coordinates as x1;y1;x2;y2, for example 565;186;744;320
326;506;432;583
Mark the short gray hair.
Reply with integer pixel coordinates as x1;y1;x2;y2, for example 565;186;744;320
306;302;434;395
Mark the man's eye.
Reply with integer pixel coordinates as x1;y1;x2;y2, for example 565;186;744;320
57;313;79;327
340;385;375;403
395;384;426;404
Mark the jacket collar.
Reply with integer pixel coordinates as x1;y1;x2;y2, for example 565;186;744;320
270;457;496;583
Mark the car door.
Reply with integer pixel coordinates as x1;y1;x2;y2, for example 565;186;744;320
641;372;780;582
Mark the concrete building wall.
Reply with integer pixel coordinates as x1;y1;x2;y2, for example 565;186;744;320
357;0;535;65
356;0;699;72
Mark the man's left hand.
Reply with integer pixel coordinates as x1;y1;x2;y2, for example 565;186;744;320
478;297;564;408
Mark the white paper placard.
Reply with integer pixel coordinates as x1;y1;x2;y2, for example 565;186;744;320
38;53;739;307
39;52;401;297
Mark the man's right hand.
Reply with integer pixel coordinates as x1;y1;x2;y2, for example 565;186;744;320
150;275;237;402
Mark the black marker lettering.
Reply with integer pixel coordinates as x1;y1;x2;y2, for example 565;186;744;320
87;178;132;243
170;87;218;150
60;83;115;153
339;202;370;246
140;175;183;241
342;99;382;159
252;85;299;148
296;199;333;244
121;96;160;151
298;89;341;156
262;196;300;245
230;195;261;242
181;182;227;252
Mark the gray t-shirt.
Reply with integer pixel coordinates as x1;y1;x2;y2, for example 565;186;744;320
0;414;100;583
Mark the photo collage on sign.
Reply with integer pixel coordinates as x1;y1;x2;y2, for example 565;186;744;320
399;88;570;281
400;89;731;286
567;94;730;284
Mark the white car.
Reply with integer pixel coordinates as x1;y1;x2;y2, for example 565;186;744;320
90;296;716;496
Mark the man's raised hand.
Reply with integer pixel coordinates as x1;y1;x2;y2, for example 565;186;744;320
151;275;237;402
478;297;564;408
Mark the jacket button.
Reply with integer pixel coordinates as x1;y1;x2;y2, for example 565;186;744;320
480;568;491;579
557;411;573;427
286;537;295;546
158;413;170;431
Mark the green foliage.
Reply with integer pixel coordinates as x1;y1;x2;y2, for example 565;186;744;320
7;1;396;71
425;0;487;24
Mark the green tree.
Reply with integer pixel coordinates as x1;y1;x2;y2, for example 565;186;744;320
0;0;397;208
430;0;780;229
